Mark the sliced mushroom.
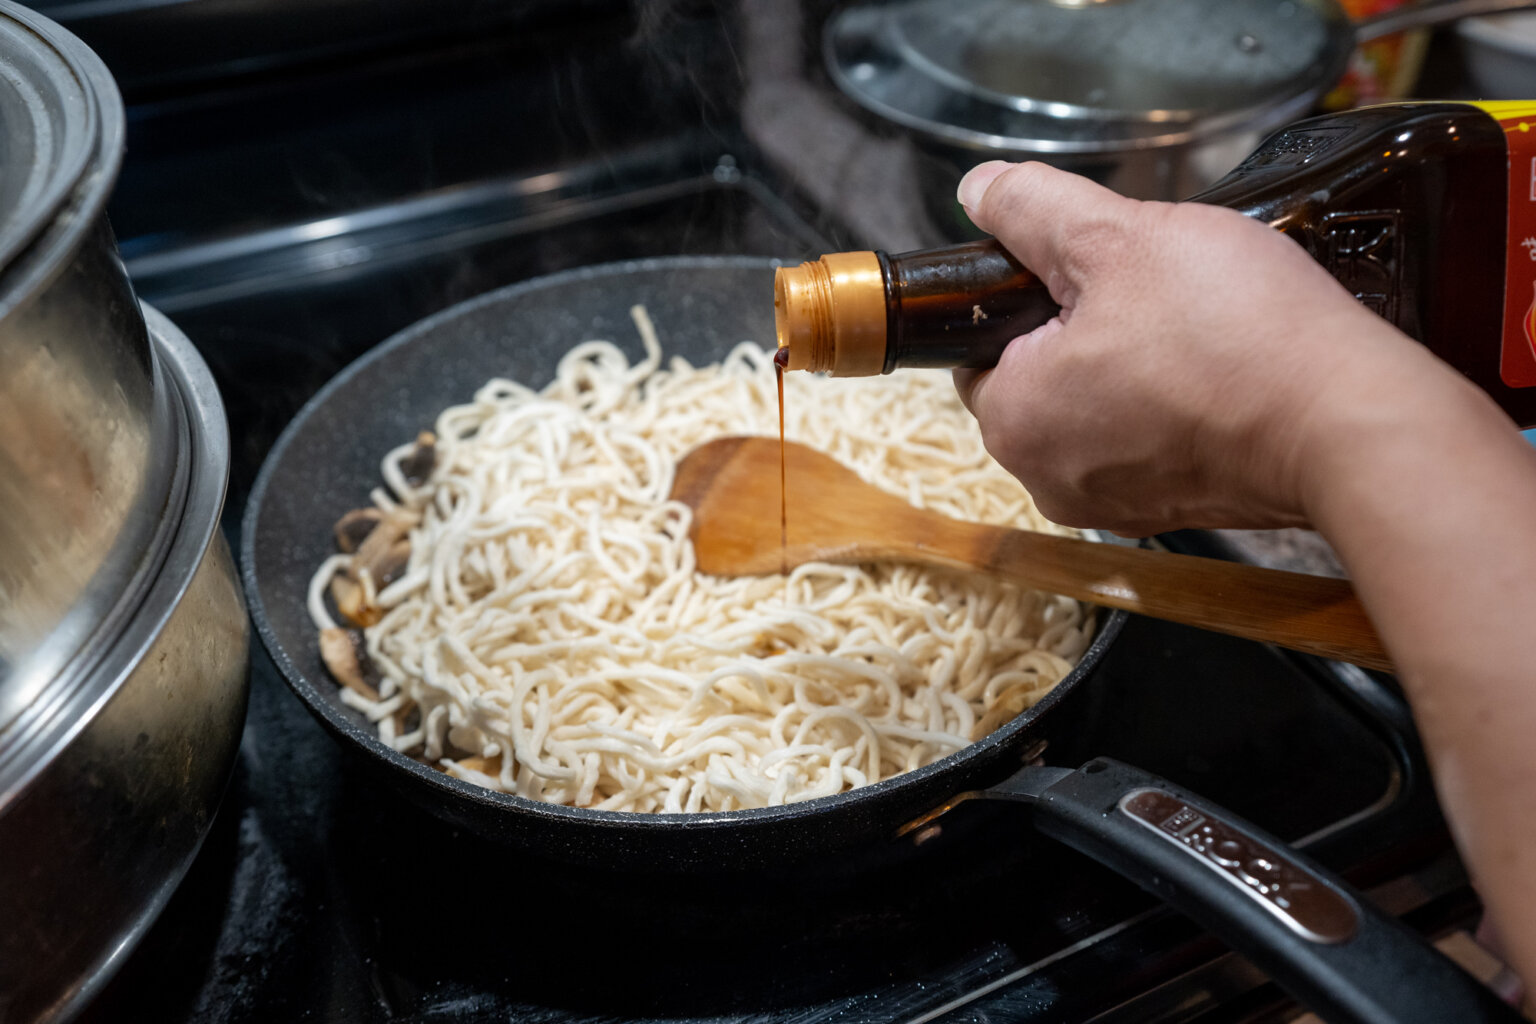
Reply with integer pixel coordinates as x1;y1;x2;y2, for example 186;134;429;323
330;571;381;628
371;538;412;588
334;507;384;553
452;754;503;776
351;515;411;595
969;681;1041;742
748;632;787;658
400;430;436;487
319;627;381;700
393;704;421;737
353;514;404;570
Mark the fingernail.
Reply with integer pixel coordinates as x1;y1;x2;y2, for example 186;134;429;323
957;161;1012;212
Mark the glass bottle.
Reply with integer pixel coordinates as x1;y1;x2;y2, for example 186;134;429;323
773;101;1536;428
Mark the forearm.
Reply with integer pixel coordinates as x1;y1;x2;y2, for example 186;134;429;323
1300;363;1536;987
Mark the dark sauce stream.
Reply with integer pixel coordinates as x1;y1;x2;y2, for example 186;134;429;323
774;346;789;581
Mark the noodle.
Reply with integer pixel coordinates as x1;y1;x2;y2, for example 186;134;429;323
308;307;1094;812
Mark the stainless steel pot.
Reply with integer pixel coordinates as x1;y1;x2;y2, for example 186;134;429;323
0;4;251;1021
825;0;1536;235
0;305;249;1024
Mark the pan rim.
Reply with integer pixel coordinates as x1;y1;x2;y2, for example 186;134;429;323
241;253;1127;835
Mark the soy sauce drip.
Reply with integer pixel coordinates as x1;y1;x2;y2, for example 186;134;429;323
774;346;789;583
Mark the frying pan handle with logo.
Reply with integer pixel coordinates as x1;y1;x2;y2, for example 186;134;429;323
983;758;1520;1024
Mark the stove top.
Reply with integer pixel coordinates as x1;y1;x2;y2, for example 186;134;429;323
62;4;1476;1021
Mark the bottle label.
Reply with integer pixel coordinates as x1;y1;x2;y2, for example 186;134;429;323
1470;101;1536;388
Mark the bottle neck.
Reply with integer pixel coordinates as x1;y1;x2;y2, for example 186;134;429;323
774;251;889;376
775;240;1056;376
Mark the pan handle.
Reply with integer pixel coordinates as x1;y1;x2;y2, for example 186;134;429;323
984;758;1521;1024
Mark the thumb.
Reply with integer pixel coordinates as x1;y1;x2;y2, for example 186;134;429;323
957;161;1142;302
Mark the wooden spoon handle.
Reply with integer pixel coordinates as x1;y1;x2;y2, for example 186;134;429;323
921;521;1392;672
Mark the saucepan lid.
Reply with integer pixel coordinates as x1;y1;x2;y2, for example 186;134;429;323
825;0;1536;155
827;0;1351;154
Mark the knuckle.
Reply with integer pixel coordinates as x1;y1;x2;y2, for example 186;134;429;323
1065;211;1144;276
1035;213;1141;291
1032;488;1099;531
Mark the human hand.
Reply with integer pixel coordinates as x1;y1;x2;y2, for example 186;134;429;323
952;161;1468;536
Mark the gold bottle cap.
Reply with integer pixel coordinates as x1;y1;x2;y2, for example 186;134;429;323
774;251;887;376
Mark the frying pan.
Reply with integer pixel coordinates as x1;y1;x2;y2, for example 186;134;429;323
242;256;1520;1024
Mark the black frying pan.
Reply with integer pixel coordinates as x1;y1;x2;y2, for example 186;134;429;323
242;256;1519;1024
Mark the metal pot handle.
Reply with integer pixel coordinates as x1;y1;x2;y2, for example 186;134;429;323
1355;0;1536;43
980;758;1522;1024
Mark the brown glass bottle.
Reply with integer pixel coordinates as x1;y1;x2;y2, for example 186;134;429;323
774;102;1536;428
774;241;1058;375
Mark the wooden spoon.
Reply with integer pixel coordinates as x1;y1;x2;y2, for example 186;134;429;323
670;436;1391;672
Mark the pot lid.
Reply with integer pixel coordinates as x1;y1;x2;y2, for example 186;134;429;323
0;3;117;287
825;0;1355;153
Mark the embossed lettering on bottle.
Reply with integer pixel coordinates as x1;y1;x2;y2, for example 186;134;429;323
1321;210;1402;324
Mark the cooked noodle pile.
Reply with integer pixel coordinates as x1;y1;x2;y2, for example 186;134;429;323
308;308;1093;812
